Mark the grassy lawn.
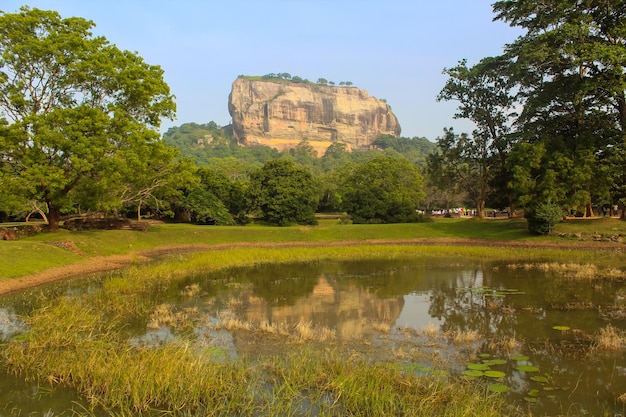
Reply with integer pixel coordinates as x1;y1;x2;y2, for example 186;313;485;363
0;216;622;280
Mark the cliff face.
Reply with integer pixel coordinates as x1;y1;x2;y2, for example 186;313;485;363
228;77;401;153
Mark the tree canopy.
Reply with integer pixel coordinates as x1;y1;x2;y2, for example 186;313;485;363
247;159;319;226
433;0;626;224
0;7;176;228
341;154;425;224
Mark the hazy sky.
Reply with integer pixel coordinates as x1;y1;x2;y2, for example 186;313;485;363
2;1;523;141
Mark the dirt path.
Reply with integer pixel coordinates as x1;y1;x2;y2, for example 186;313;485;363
1;238;623;297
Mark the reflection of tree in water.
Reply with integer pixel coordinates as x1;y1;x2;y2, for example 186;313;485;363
240;263;320;306
428;266;518;340
243;259;431;305
331;258;430;297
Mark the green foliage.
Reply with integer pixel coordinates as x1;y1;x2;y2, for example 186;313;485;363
428;128;492;216
247;159;319;226
526;202;563;235
435;56;516;216
372;134;438;166
182;187;234;225
433;2;626;216
240;74;355;89
491;0;626;213
0;7;175;228
288;139;319;167
197;167;248;225
162;122;279;167
341;154;425;224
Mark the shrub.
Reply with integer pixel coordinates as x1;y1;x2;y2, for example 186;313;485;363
526;202;563;235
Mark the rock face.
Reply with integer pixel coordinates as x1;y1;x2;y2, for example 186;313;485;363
228;77;401;153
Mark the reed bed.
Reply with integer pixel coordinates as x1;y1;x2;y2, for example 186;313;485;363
257;349;509;417
2;297;512;416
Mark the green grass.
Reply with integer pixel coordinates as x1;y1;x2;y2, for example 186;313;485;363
0;216;623;279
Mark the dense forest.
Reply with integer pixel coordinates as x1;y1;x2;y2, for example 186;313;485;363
160;122;437;226
1;2;625;234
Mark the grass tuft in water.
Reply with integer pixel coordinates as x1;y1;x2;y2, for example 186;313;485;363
594;325;626;351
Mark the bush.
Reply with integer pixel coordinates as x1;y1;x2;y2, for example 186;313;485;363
526;202;563;235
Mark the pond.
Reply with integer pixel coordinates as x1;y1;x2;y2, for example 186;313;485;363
1;257;626;416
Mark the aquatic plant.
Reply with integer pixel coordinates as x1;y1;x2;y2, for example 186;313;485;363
594;325;626;351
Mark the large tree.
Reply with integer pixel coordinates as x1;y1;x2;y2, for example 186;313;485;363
493;0;626;216
341;154;425;224
427;128;491;218
0;7;175;228
436;58;517;217
247;159;319;226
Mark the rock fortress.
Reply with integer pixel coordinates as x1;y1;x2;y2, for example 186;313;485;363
228;76;401;155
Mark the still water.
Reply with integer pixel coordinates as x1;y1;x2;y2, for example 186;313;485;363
1;257;626;416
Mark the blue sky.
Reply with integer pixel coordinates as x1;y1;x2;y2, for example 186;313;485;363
2;1;522;141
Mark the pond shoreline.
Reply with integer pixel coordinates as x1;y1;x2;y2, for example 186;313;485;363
2;237;623;297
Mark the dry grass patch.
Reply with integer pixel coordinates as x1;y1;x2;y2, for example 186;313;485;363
213;313;336;343
147;304;198;330
487;333;521;353
294;320;335;342
503;262;625;279
594;325;626;351
371;320;391;334
421;323;441;339
447;329;480;345
180;283;201;297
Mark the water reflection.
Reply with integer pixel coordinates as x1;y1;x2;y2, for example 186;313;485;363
225;274;403;340
2;257;626;416
0;308;25;341
193;259;626;416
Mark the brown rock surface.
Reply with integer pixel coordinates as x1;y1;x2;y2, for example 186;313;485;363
228;77;401;154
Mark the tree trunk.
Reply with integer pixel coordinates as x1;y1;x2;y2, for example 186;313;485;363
475;198;485;219
47;203;62;229
507;191;516;218
137;199;143;222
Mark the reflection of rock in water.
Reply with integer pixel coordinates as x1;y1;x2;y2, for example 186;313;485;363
239;276;403;340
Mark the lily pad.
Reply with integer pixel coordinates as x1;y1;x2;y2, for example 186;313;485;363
552;325;571;331
530;375;549;383
516;365;540;372
511;355;529;361
478;353;491;359
467;363;490;371
483;359;507;366
484;370;506;378
464;369;484;377
524;397;538;403
528;389;541;397
488;383;510;393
